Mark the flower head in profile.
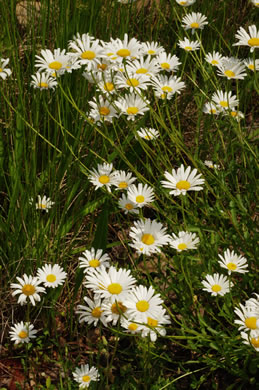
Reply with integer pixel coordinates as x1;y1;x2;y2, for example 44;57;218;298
11;274;46;306
118;194;139;214
161;165;204;196
203;102;221;115
218;249;248;275
176;0;196;5
30;195;54;212
75;296;108;326
31;72;58;90
170;231;200;252
181;12;208;34
114;170;137;190
204;51;224;67
79;248;111;272
89;162;118;191
0;58;12;80
233;25;259;52
201;273;233;296
139;308;171;342
211;90;239;111
241;330;259;352
136;128;160;140
141;41;165;58
204;160;220;169
150;75;185;100
217;59;247;80
234;302;259;332
37;264;67;288
243;58;259;72
9;322;37;344
73;364;100;388
102;299;128;325
88;96;119;123
178;38;200;52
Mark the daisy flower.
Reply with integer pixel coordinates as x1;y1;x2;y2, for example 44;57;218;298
150;74;185;99
96;76;117;95
161;164;204;196
246;294;259;312
234;303;259;332
178;37;200;52
211;90;239;111
126;57;160;77
121;318;141;334
0;58;12;80
241;330;259;352
102;299;128;325
170;231;200;252
155;52;181;72
218;249;248;275
73;364;100;388
68;34;104;70
31;72;58;90
250;0;259;6
79;248;111;272
105;34;143;61
35;48;73;75
201;273;233;297
176;0;196;5
243;58;259;71
181;12;208;34
127;183;155;208
29;195;54;212
233;25;259;52
88;162;118;191
115;72;150;93
125;285;164;322
75;296;108;326
11;274;46;306
129;218;170;255
204;51;224;67
141;41;165;58
204;160;220;169
37;264;67;288
115;93;150;120
118;193;139;214
136;128;160;140
217;59;247;80
9;322;37;344
227;109;244;122
140;308;171;341
114;170;137;190
202;102;221;115
88;96;119;123
84;266;136;302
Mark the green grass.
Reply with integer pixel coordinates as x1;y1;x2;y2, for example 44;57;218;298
0;0;258;389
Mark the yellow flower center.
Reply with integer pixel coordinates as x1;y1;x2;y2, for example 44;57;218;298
224;70;235;78
178;243;187;250
162;86;173;92
107;283;123;295
117;48;131;57
219;101;228;108
211;60;219;65
125;203;133;210
126;78;140;87
135;195;145;203
99;175;110;184
18;330;28;339
180;1;187;4
136;68;148;74
161;93;166;99
103;82;114;92
46;274;56;283
99;106;110;116
38;82;49;88
127;107;139;115
190;22;199;29
147;317;158;327
89;259;100;268
176;180;191;190
128;323;138;331
119;181;128;188
248;64;254;70
231;111;237;117
227;262;237;271
0;68;2;72
147;49;156;55
144;135;152;139
161;62;170;69
82;375;91;383
38;203;47;209
211;284;222;292
247;38;259;47
245;317;257;330
91;306;102;318
111;301;127;314
81;50;96;60
251;337;259;348
184;46;193;51
136;300;149;312
210;108;216;114
49;61;62;70
97;63;107;71
141;234;155;245
22;284;36;296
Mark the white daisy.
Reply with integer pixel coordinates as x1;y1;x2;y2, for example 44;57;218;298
127;183;155;208
243;58;259;71
178;37;200;52
139;308;171;342
115;72;150;93
30;195;54;212
118;193;139;214
218;249;248;275
170;231;200;252
202;102;221;115
181;12;208;34
37;264;67;288
79;248;111;272
68;34;104;70
141;41;165;58
114;170;137;190
96;76;118;95
84;266;136;302
73;364;100;388
241;330;259;352
102;299;128;325
88;96;119;123
234;303;259;332
227;109;245;121
88;162;118;191
120;318;141;334
204;51;224;67
246;294;259;312
105;34;143;61
35;48;73;75
31;72;58;90
201;273;232;297
217;59;247;80
11;274;46;306
9;322;37;344
250;0;259;7
75;296;108;326
161;164;204;196
204;160;220;169
126;57;160;78
176;0;196;5
115;93;150;120
233;25;259;52
211;90;239;111
129;218;170;255
125;285;164;322
150;74;185;99
136;128;160;140
155;52;181;72
0;58;12;80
